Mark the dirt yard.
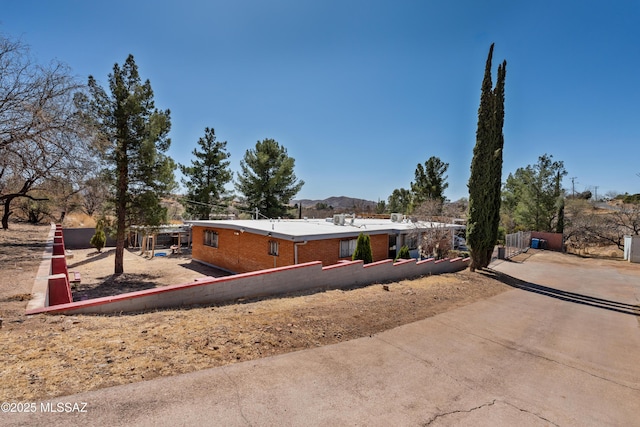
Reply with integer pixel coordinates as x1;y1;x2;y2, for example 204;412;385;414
1;222;510;402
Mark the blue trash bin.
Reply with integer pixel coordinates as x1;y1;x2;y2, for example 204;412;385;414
531;238;539;249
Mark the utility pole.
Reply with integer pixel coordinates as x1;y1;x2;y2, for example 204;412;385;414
594;186;599;202
570;177;578;197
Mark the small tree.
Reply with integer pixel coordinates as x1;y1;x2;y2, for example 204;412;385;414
90;220;106;253
352;233;373;264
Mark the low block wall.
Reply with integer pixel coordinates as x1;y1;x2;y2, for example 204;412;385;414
530;231;563;251
26;256;470;315
27;224;75;310
62;227;117;249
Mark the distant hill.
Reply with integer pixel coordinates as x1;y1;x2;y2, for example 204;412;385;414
293;196;377;211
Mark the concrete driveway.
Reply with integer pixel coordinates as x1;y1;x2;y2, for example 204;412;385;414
5;251;640;426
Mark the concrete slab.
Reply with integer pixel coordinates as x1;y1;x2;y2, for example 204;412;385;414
5;252;640;426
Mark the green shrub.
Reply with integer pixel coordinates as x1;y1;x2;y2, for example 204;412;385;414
90;221;106;253
395;245;411;261
352;232;373;264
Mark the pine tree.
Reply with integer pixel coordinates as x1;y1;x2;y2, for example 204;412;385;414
352;233;373;264
179;128;232;219
387;188;412;214
411;156;449;208
467;44;507;271
502;154;567;232
235;138;304;218
85;55;175;274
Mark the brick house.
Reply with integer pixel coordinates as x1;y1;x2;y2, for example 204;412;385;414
188;215;464;274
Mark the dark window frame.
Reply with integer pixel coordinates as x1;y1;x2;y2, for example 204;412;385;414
204;229;219;248
268;240;279;256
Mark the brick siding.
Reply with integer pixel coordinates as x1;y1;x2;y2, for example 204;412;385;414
193;226;392;273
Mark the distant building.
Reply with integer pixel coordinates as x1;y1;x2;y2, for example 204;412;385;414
187;215;464;273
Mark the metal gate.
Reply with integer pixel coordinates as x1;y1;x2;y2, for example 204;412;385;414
504;231;531;259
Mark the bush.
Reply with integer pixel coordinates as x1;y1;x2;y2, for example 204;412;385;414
352;232;373;264
395;245;411;261
90;221;106;253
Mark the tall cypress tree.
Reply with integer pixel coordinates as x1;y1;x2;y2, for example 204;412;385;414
467;44;507;271
487;57;507;263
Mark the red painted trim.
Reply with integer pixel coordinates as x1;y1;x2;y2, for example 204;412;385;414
322;260;362;270
364;259;393;268
48;274;72;306
26;261;324;315
392;258;415;266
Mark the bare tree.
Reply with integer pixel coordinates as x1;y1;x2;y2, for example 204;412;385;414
564;200;640;253
409;199;455;260
81;175;110;216
0;34;93;228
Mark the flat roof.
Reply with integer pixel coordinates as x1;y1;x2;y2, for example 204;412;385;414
187;217;464;242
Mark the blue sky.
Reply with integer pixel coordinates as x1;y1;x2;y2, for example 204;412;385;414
2;1;639;202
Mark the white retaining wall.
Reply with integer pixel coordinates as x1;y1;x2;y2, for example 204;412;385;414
27;256;470;315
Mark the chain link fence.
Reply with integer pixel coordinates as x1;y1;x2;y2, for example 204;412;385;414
504;231;531;259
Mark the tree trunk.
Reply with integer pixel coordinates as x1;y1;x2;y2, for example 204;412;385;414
469;248;484;272
114;145;128;275
2;197;14;229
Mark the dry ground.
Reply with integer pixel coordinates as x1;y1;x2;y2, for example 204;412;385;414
1;223;511;402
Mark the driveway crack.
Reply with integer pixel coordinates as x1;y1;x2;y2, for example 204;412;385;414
422;399;560;426
221;366;253;426
502;400;560;426
423;399;497;425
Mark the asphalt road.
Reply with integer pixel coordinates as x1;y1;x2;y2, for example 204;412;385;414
4;251;640;426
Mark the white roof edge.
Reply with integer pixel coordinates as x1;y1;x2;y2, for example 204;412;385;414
186;219;464;241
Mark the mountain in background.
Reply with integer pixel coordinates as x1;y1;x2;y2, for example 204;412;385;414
292;196;377;211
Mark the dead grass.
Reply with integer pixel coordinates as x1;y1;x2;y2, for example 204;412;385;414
1;222;509;402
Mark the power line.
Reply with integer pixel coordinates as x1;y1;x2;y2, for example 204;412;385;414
570;177;578;197
180;197;272;219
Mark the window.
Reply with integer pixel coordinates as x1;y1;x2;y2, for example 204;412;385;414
339;239;357;258
405;234;419;250
268;240;279;256
204;230;218;248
